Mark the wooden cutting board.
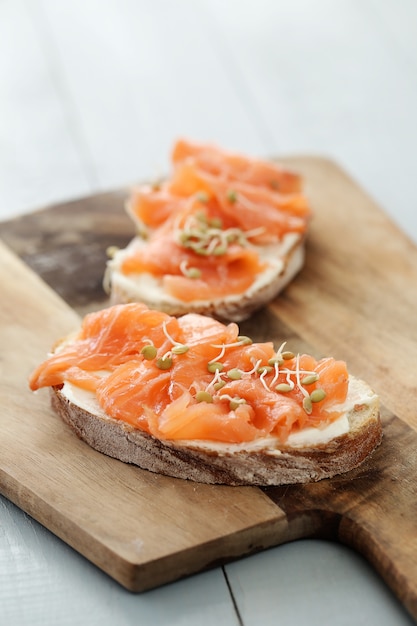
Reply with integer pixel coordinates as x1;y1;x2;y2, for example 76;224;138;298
1;157;417;621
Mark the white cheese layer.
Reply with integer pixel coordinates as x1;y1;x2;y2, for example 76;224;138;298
61;376;378;453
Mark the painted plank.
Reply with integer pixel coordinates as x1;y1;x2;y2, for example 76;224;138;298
0;497;240;626
33;0;266;190
0;0;91;220
225;540;415;626
202;0;417;242
368;0;417;63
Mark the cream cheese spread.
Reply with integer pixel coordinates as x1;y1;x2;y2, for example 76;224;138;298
61;375;378;453
106;232;303;307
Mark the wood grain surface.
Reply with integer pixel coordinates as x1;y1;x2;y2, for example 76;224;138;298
1;157;416;620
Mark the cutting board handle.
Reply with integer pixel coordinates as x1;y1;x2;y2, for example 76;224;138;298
264;411;417;622
338;508;417;620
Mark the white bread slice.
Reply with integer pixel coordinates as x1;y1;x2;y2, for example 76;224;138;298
104;232;305;322
50;375;382;486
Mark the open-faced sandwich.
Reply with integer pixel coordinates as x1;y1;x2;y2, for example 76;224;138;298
29;303;382;486
104;139;311;322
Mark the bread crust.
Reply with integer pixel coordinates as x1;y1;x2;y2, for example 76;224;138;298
51;381;382;486
105;235;305;322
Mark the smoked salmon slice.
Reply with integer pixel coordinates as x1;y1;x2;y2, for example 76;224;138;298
30;303;350;445
171;138;303;194
105;139;311;320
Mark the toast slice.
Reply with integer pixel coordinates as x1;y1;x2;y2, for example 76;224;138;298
51;377;381;486
105;231;305;322
104;139;311;322
30;303;382;486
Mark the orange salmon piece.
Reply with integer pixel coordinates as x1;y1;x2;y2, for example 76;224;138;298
96;360;171;432
169;315;240;388
163;251;265;300
315;357;349;407
172;138;302;194
156;391;260;443
120;234;266;300
167;162;308;242
120;234;188;276
218;379;306;438
29;304;349;446
119;139;311;305
178;312;239;346
168;161;214;198
169;161;309;218
29;304;180;390
260;353;349;427
128;185;186;230
219;341;276;372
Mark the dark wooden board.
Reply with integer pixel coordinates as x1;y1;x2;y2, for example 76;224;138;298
1;157;417;621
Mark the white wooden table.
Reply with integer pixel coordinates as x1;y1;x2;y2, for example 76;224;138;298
1;1;416;624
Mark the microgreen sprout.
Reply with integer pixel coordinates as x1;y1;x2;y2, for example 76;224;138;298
195;390;213;403
237;335;252;345
156;354;173;370
227;368;242;380
196;191;209;203
303;396;313;413
210;216;223;229
207;361;224;373
229;397;246;410
179;260;202;280
310;389;326;403
208;345;227;364
284;371;296;391
295;355;310;401
106;245;119;259
219;393;246;411
162;321;189;354
259;367;271;391
174;209;266;259
245;359;263;376
270;360;281;387
205;368;225;393
202;332;324;416
172;344;190;355
141;344;157;360
301;373;319;386
226;189;238;203
275;383;293;393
